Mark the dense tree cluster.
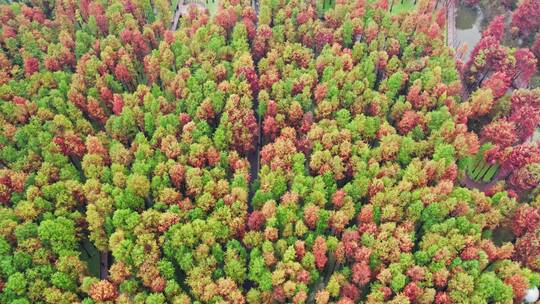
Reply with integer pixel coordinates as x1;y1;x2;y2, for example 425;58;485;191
460;0;540;86
0;0;538;303
460;0;540;43
455;1;540;194
456;1;540;283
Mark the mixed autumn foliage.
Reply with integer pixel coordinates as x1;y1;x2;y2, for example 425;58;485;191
0;0;539;303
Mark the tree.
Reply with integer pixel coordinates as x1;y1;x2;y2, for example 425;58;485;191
481;119;518;148
482;72;510;99
510;0;540;37
515;230;540;271
513;48;538;85
38;217;78;255
482;15;505;42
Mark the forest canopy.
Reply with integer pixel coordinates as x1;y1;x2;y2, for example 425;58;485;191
0;0;539;303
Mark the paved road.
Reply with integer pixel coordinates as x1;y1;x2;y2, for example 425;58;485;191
447;0;456;49
253;0;259;15
171;0;182;30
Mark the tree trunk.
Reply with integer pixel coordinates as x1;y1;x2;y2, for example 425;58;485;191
100;251;109;279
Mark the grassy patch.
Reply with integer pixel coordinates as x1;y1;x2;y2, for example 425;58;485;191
80;238;101;278
390;0;416;13
204;0;219;16
365;0;417;13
